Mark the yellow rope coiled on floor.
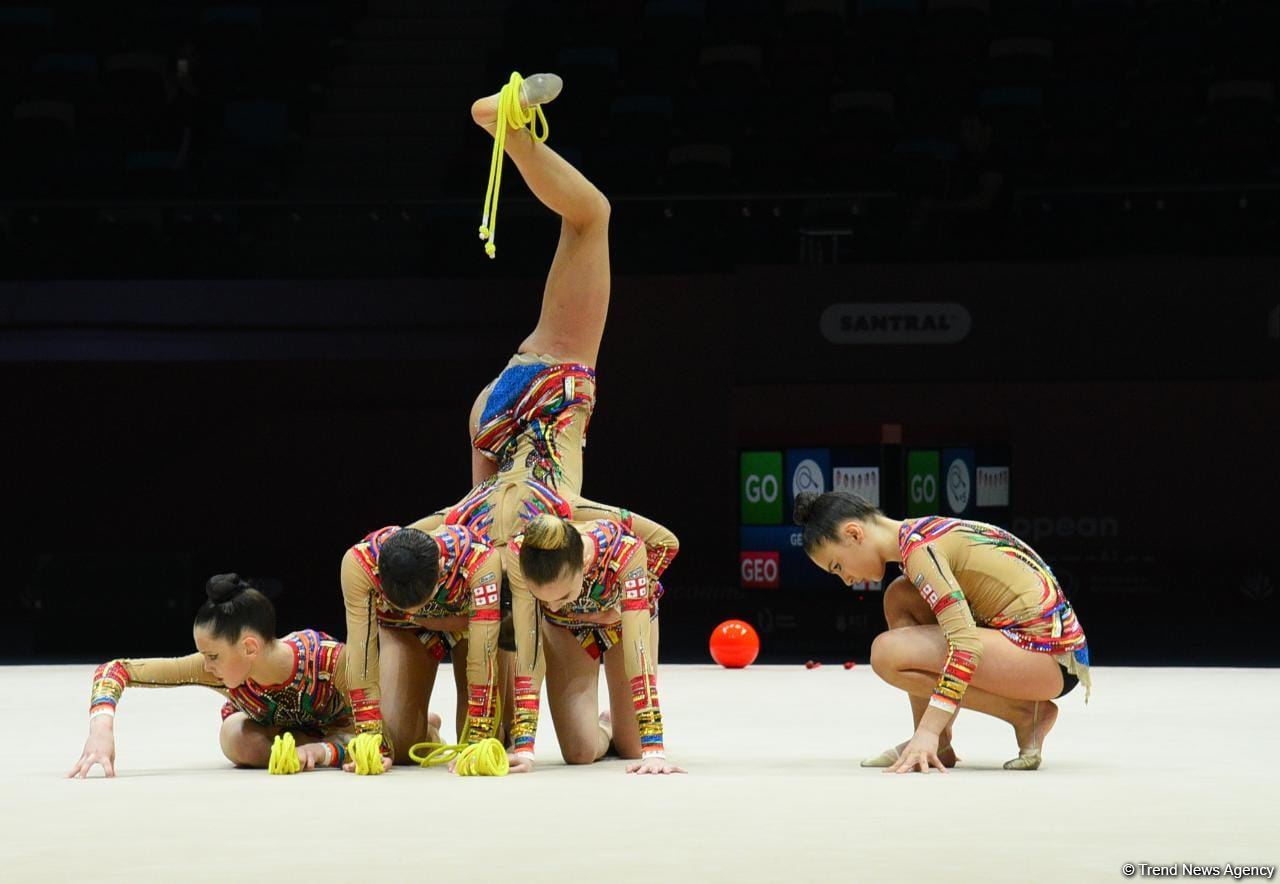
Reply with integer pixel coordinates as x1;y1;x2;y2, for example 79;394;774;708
268;732;301;775
347;733;386;775
407;691;508;776
478;71;550;260
408;737;509;776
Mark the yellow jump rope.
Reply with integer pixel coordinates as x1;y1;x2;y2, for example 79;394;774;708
479;71;551;259
407;731;508;777
268;731;504;777
270;665;507;776
268;731;301;775
268;731;388;776
407;674;508;776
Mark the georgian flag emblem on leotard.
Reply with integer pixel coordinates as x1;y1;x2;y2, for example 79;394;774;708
624;576;649;600
473;583;500;606
918;580;939;608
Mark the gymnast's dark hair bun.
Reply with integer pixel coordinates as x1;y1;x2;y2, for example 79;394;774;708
379;528;441;611
205;573;250;604
194;574;275;642
793;492;819;526
793;491;885;554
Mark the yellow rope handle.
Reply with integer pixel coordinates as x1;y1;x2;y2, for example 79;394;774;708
268;732;300;775
479;71;551;259
347;732;387;775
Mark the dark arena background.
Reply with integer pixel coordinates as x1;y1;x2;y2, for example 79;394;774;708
1;1;1277;881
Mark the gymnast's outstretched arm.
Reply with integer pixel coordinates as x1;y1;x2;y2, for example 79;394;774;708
614;541;683;775
460;549;505;746
69;655;226;778
340;548;391;757
504;545;546;772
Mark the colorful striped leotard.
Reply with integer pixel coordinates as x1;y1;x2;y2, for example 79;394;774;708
416;479;680;573
438;475;575;546
897;516;1092;715
443;355;597;551
506;518;677;762
571;504;681;583
536;519;667;655
89;629;353;765
341;523;504;746
474;357;597;493
412;352;676;570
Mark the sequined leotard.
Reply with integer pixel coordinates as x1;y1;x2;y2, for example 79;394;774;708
506;518;677;762
897;516;1092;714
89;629;353;763
473;354;597;493
341;524;504;746
416;350;677;558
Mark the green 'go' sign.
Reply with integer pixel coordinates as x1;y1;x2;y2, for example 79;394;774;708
906;450;940;517
740;451;783;525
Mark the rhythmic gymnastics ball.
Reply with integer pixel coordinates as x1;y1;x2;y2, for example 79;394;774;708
709;620;760;668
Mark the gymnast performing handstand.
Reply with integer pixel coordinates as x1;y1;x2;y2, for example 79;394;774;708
343;74;680;773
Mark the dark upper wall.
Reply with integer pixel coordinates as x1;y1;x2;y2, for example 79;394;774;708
2;258;1277;662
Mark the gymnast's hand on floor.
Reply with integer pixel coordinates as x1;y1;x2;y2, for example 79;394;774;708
295;743;329;772
505;753;534;774
626;757;687;775
68;721;116;778
342;754;393;774
886;730;948;775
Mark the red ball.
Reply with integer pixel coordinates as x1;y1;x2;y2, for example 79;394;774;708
843;661;856;670
709;620;760;668
805;660;821;669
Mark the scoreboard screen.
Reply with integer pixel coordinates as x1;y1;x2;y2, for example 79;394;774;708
738;444;1011;591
